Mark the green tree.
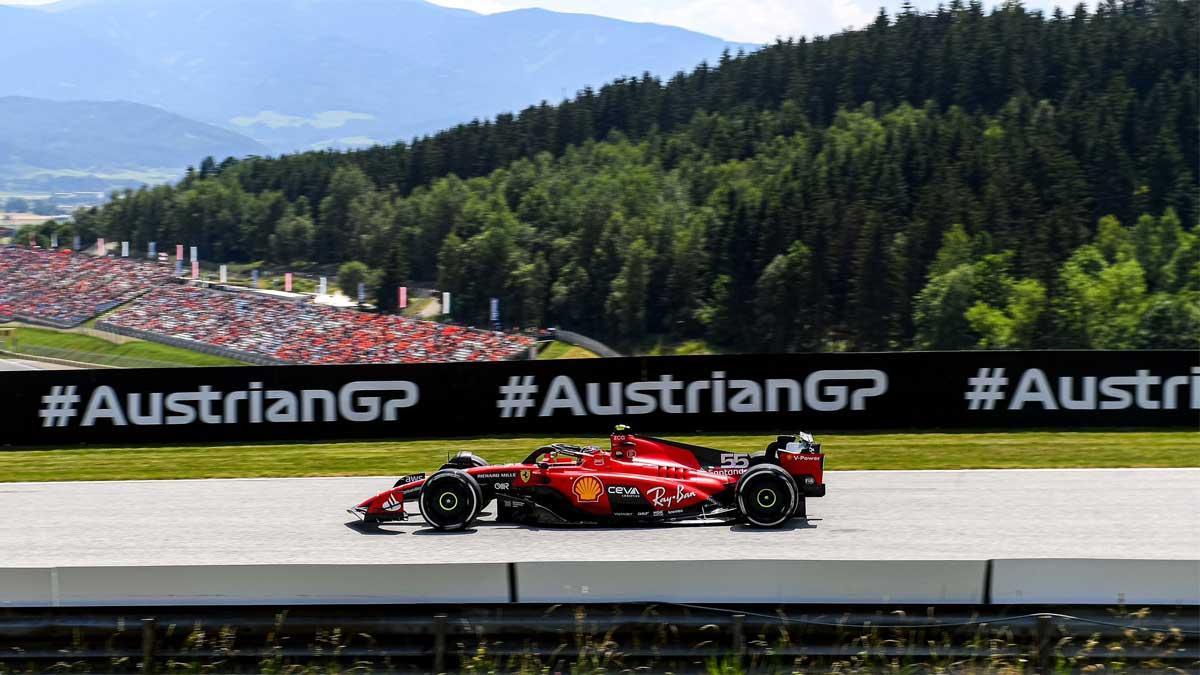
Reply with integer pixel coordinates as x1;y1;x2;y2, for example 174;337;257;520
549;262;591;328
1136;293;1200;349
913;264;977;349
753;241;817;351
316;166;374;263
1055;245;1149;349
927;224;974;278
966;278;1047;349
337;261;370;299
509;254;550;328
269;209;314;263
375;243;409;313
605;238;652;342
1133;209;1183;291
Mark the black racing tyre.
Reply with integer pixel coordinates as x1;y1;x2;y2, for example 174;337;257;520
419;469;482;531
735;464;799;528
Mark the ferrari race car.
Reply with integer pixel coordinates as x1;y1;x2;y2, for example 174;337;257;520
349;427;825;530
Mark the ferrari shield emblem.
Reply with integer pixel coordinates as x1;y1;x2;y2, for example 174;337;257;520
520;469;532;483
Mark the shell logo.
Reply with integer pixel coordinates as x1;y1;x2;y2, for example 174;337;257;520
572;476;603;503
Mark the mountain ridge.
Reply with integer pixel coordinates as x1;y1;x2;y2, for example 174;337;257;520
2;0;755;152
0;96;267;192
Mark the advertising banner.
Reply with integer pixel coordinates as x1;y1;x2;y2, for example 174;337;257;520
1;351;1194;448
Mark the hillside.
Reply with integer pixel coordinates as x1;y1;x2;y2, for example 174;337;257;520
0;97;267;192
42;0;1200;352
2;0;751;152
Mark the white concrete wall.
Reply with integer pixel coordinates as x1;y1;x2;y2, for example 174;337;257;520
515;560;987;604
991;559;1200;605
3;559;1196;607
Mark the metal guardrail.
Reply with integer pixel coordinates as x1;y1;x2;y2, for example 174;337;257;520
0;603;1194;673
94;322;280;366
0;347;118;369
5;314;81;330
545;328;623;357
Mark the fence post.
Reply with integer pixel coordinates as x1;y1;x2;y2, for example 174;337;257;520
1035;614;1054;674
141;617;157;674
433;613;447;674
733;613;746;660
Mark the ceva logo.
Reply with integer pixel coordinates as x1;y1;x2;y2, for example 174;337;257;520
572;476;603;502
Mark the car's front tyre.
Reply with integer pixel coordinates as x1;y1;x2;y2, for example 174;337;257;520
735;464;799;528
419;469;482;531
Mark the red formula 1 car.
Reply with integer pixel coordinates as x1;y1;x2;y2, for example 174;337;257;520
349;426;825;530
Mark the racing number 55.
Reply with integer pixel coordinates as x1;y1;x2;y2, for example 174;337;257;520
720;453;750;469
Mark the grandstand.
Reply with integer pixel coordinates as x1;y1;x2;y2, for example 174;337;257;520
0;246;170;328
100;282;532;362
1;245;536;365
99;285;535;364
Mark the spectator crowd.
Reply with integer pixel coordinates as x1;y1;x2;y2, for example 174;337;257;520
0;246;171;327
2;245;535;363
101;285;536;364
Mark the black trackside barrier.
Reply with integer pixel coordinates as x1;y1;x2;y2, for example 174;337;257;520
1;350;1195;448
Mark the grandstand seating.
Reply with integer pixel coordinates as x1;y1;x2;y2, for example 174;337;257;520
2;245;535;364
0;246;171;328
101;284;535;364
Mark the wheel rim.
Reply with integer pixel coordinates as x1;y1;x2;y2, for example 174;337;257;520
438;492;459;512
740;472;794;526
756;488;777;508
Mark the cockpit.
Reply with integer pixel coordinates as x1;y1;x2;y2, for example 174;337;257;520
521;443;604;468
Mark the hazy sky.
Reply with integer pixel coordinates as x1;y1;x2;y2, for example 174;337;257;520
3;0;1070;43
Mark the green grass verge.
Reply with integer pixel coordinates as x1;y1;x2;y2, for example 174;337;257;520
402;296;435;317
538;340;600;359
2;430;1195;483
5;326;244;367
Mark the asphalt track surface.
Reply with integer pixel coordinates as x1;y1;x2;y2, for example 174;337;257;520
0;469;1196;567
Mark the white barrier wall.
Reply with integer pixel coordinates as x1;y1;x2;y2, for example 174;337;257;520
0;569;52;606
3;560;1197;607
43;564;509;606
991;559;1200;605
515;560;988;604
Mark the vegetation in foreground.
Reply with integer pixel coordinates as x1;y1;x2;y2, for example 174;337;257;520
1;326;244;368
2;430;1196;483
0;604;1192;674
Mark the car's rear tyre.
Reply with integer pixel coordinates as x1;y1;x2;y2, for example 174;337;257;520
735;464;798;528
419;469;482;531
